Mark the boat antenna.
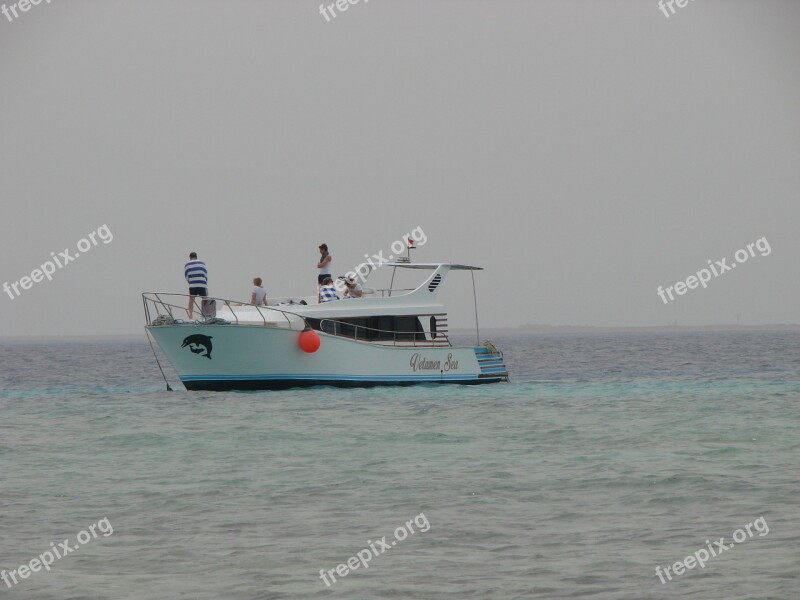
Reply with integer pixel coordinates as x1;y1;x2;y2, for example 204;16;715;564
146;329;173;391
471;270;480;345
406;238;416;261
398;238;415;263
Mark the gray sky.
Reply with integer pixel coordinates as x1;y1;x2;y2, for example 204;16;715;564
1;0;798;337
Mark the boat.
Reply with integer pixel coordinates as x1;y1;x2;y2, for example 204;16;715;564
142;262;509;391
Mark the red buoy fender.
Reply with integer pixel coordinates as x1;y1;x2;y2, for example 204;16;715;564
299;328;321;353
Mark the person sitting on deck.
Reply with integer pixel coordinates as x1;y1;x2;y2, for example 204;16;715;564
250;277;267;306
342;276;363;298
318;277;340;302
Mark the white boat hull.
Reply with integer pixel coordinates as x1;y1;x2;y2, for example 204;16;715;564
147;324;508;391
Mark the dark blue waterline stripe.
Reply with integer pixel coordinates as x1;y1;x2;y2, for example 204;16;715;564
180;373;479;382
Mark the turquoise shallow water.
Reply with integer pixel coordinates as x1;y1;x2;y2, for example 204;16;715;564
0;331;798;599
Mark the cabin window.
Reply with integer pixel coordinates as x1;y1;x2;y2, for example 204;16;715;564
394;316;424;341
339;318;369;339
308;316;425;341
374;316;395;339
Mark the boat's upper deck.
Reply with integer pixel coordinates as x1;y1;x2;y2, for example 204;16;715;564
143;263;481;348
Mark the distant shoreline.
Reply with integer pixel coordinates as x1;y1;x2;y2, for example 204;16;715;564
451;324;800;335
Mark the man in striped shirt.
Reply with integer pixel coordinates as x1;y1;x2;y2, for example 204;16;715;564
184;252;208;319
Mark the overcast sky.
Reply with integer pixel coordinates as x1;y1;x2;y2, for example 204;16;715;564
1;0;798;337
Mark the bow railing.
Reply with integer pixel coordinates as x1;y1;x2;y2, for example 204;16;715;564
142;292;308;330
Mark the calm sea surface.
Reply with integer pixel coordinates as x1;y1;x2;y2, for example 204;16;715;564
0;331;798;599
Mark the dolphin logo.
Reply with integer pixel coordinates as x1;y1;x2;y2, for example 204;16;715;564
181;334;213;359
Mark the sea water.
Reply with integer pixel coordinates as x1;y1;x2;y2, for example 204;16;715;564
0;331;797;599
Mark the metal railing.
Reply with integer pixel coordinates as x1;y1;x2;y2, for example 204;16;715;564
366;287;416;298
142;292;309;330
318;318;451;347
143;294;451;347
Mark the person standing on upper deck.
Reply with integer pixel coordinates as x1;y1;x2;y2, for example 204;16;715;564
184;251;208;319
317;243;332;285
